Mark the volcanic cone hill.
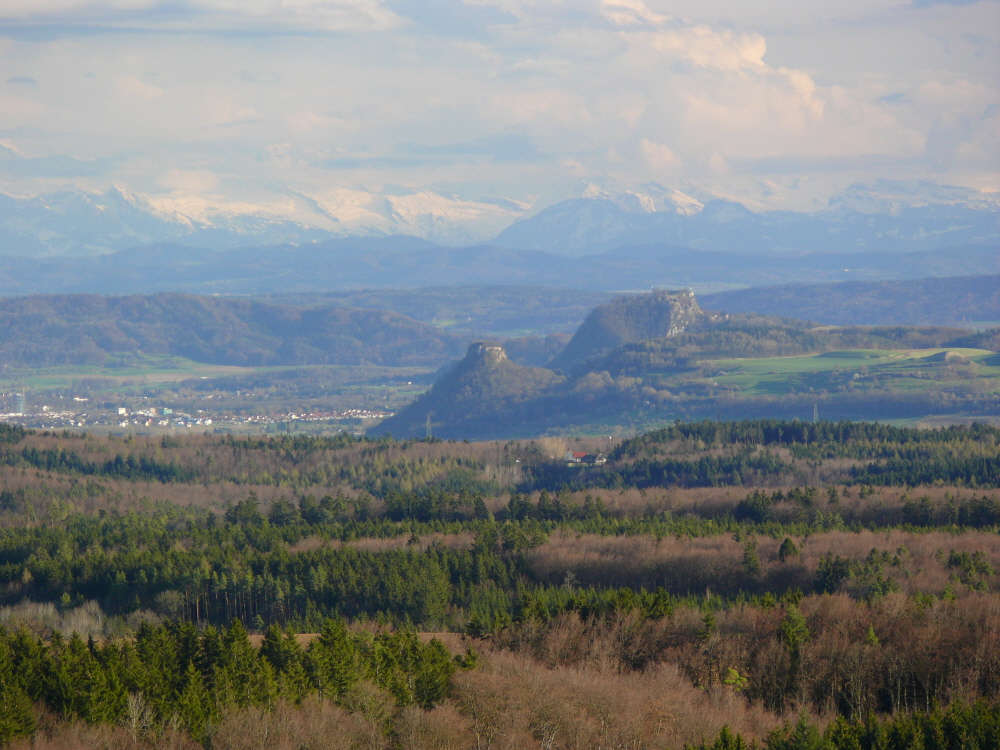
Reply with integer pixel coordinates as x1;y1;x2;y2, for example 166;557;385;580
548;289;703;371
370;342;563;439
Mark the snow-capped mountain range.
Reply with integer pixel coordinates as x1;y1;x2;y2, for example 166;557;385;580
0;179;996;258
0;185;526;256
492;178;1000;256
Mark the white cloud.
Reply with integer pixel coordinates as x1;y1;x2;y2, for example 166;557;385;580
708;152;728;175
640;139;680;170
287;111;344;132
0;91;44;128
489;89;591;126
205;98;258;126
0;1;157;19
158;168;220;192
116;75;163;100
0;0;994;217
640;26;767;71
601;0;668;26
0;0;402;31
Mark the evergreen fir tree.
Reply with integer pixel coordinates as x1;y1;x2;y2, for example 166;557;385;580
175;661;211;742
413;639;455;709
0;639;34;744
310;618;360;698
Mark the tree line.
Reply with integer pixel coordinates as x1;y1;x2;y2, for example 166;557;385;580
0;617;465;745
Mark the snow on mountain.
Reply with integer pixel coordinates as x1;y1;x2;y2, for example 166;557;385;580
0;178;995;258
494;180;999;256
0;187;197;256
553;180;705;216
828;179;1000;215
307;187;528;246
0;185;529;256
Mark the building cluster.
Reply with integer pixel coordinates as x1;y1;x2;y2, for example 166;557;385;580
0;409;208;430
563;450;608;466
252;409;394;423
227;409;394;427
0;406;394;432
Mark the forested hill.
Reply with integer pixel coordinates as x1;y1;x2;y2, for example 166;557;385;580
371;341;564;439
0;293;469;367
701;273;1000;327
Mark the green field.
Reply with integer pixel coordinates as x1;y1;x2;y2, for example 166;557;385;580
0;354;433;419
703;347;1000;397
0;354;263;393
0;354;433;393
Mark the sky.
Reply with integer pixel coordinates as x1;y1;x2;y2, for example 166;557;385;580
0;0;998;223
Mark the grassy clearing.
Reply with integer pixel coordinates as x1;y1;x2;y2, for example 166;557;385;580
0;357;432;397
0;355;257;390
703;347;1000;397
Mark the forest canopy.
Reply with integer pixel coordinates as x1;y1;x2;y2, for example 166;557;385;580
0;420;997;746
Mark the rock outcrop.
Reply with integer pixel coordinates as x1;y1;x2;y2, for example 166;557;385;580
548;289;702;371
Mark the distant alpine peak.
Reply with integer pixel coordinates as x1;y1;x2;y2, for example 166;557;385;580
0;184;526;256
584;178;1000;218
2;176;997;258
828;179;1000;215
577;181;704;216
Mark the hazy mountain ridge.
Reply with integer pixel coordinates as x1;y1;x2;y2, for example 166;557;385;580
494;196;1000;256
261;287;616;337
1;179;997;258
0;188;334;257
0;186;528;257
701;275;1000;327
0;237;995;297
0;294;470;368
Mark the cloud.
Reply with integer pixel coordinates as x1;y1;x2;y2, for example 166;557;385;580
399;133;543;163
234;71;281;84
116;75;163;100
640;139;681;169
0;0;994;214
641;26;767;71
0;0;403;33
318;155;440;170
878;92;911;105
0;141;116;177
600;0;667;26
287;111;340;133
157;168;219;192
207;99;258;126
385;0;517;35
708;152;728;175
912;0;997;7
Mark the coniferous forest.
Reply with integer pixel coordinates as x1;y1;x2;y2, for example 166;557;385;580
0;421;998;748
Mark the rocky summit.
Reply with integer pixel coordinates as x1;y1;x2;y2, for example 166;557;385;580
548;289;703;371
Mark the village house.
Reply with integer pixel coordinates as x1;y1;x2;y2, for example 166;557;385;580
563;450;607;466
